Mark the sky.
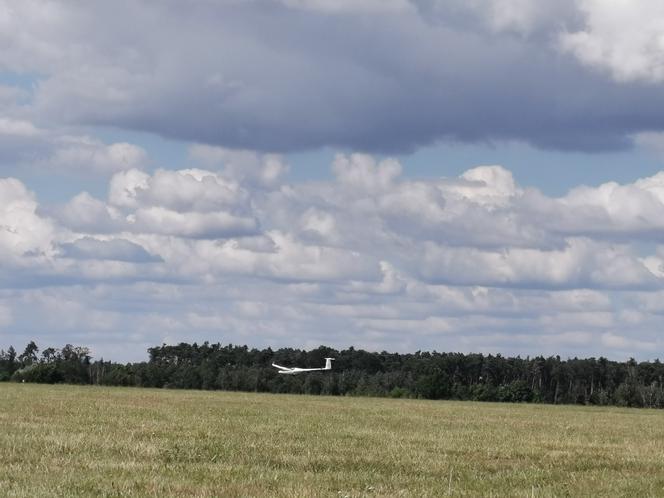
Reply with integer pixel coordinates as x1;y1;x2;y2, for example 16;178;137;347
3;0;664;362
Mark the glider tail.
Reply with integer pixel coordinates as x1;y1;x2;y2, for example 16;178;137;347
324;358;335;370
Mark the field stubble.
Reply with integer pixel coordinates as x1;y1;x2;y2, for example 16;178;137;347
1;383;663;497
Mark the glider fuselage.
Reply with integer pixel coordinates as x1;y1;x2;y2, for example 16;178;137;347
272;358;335;375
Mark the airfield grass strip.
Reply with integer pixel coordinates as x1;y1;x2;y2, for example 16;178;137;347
1;384;664;497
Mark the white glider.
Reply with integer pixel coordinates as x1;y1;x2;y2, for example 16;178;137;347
272;358;335;375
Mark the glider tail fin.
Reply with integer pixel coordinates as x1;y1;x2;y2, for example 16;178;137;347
324;358;335;370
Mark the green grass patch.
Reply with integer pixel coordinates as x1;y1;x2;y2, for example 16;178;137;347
1;384;664;497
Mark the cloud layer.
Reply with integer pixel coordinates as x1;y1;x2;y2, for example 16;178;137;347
2;0;664;153
3;1;664;362
2;151;664;360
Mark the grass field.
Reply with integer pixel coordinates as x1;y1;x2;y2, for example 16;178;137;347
1;384;664;497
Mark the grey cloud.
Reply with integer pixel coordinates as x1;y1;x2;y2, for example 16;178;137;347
0;118;147;175
412;0;583;37
417;239;661;290
52;192;121;233
59;237;162;263
3;0;664;153
130;207;259;239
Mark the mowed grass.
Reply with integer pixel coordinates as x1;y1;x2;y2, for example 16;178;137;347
1;384;664;497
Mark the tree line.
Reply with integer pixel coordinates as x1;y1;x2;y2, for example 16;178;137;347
2;340;664;408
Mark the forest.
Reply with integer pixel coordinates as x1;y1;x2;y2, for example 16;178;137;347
2;340;664;408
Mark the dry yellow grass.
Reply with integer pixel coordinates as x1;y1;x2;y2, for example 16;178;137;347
1;383;664;497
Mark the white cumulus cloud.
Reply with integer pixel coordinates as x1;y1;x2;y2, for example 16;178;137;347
5;153;664;360
560;0;664;83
